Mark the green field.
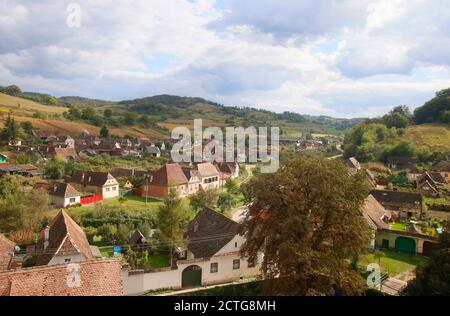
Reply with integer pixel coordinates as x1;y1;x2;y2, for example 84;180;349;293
401;124;450;152
359;250;427;277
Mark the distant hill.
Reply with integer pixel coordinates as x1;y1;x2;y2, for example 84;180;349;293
414;88;450;124
0;85;365;139
119;94;363;136
58;96;116;108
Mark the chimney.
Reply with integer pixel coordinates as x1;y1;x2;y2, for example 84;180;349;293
43;226;50;249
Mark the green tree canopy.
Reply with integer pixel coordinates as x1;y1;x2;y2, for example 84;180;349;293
240;156;371;295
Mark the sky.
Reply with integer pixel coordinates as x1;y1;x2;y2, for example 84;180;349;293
1;0;450;118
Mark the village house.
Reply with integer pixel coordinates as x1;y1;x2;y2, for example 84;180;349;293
135;163;189;198
144;144;161;157
0;164;42;177
128;230;149;253
387;156;415;169
416;171;448;196
177;208;262;287
405;165;422;182
68;171;120;199
96;140;122;155
197;162;220;190
34;182;81;208
361;195;438;256
0;258;123;296
182;166;201;195
430;160;450;181
123;208;262;295
215;162;240;179
0;234;16;272
362;195;390;248
370;189;423;220
35;210;101;266
48;135;75;148
31;130;56;142
38;145;79;161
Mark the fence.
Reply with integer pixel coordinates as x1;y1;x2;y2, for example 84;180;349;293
80;194;103;205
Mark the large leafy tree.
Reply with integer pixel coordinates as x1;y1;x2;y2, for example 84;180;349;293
240;156;371;296
189;187;219;211
405;221;450;296
155;189;189;265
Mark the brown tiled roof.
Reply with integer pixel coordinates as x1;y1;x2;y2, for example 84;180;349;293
430;160;450;173
54;147;78;159
0;234;15;272
214;162;237;175
69;171;115;187
0;259;123;296
197;162;219;178
370;189;422;210
36;210;93;266
417;172;446;185
185;208;238;259
49;182;80;198
150;164;188;186
362;195;389;229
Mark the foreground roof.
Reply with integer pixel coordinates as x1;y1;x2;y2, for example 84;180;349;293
362;195;389;229
36;210;93;266
0;234;15;272
185;208;239;259
0;259;123;296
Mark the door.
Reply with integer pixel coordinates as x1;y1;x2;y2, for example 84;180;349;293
182;265;202;288
395;237;416;254
382;239;390;249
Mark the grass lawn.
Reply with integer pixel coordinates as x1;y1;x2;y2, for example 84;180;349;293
148;253;171;269
359;250;428;277
46;193;165;218
390;223;408;231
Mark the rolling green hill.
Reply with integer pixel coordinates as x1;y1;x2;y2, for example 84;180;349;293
0;85;365;139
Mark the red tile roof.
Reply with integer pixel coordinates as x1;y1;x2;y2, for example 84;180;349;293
0;259;123;296
36;210;93;266
150;164;188;186
0;234;15;272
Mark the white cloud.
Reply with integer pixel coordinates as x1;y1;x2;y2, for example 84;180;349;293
0;0;449;118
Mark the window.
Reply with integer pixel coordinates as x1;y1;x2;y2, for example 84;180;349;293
210;262;218;273
235;242;238;248
65;258;71;263
105;187;110;192
248;259;256;268
112;186;117;191
233;259;240;270
69;198;76;203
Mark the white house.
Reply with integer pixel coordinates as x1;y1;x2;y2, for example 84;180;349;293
123;208;262;295
35;182;81;208
197;162;220;190
68;171;120;199
35;210;100;266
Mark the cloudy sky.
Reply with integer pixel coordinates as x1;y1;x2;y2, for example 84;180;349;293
1;0;450;118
